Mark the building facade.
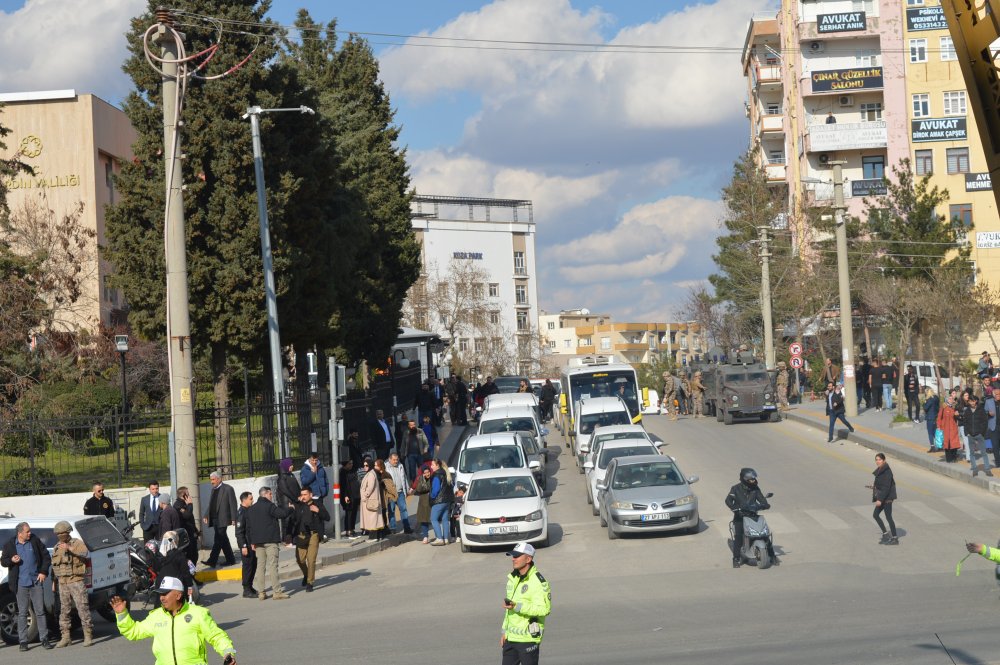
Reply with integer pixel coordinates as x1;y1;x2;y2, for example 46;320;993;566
406;195;540;375
0;90;135;331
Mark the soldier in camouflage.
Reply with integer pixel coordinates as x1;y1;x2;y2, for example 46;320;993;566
661;371;677;421
51;520;92;648
690;371;705;418
679;372;691;416
776;362;790;411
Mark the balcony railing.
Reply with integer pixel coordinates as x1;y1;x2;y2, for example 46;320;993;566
806;120;887;153
760;114;784;133
765;163;787;181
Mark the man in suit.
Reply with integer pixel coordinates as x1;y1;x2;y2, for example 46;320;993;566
201;471;238;568
138;481;162;542
370;409;395;461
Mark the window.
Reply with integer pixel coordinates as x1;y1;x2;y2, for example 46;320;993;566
579;337;592;346
548;340;556;349
943;91;967;116
860;103;882;122
475;338;485;352
909;39;927;63
649;336;656;350
912;93;930;118
489;311;500;325
915;149;933;176
488;283;499;297
947;147;970;174
862;156;885;180
852;0;874;11
600;337;611;350
907;0;923;5
471;282;484;298
563;339;572;349
513;251;526;275
940;36;957;61
440;314;449;327
950;203;973;227
459;338;469;352
102;275;117;305
768;149;784;165
766;102;781;115
855;50;879;67
547;321;555;330
516;311;528;331
515;285;527;305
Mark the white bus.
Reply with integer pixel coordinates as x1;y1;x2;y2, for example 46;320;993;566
558;356;648;449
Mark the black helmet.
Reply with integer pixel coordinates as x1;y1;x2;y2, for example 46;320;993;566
740;468;758;484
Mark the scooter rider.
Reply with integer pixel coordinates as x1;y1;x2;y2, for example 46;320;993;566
725;468;770;568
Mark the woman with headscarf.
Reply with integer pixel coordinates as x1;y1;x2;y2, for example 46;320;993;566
374;458;398;539
276;457;301;545
359;457;386;540
937;391;961;462
339;459;361;538
155;530;198;602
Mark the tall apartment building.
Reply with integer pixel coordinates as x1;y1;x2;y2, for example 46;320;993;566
742;1;1000;355
407;195;540;375
0;90;135;330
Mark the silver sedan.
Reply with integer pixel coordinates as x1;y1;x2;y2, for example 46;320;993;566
596;454;700;539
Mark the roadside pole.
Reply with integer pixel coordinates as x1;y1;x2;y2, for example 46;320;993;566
329;358;342;540
759;226;775;370
832;161;857;417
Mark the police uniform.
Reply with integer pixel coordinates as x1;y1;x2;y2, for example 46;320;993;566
51;521;92;647
502;545;551;665
661;372;677;420
690;372;705;418
83;494;115;518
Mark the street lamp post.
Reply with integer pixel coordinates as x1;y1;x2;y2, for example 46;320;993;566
242;104;315;458
390;350;411;441
115;335;130;473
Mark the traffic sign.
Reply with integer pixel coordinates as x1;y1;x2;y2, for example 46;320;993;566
789;356;804;369
789;342;803;357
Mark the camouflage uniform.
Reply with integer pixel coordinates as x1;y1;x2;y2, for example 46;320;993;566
775;363;790;410
690;372;705;418
51;521;92;647
661;371;677;420
679;375;691;415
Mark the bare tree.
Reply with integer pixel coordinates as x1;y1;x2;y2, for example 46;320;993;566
861;276;924;417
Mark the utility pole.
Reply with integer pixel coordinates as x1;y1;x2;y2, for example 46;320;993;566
153;14;200;517
758;226;775;370
832;161;857;417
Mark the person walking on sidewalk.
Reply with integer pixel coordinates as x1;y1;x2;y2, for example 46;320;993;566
51;520;92;648
245;487;292;600
937;392;961;463
868;453;898;545
293;487;329;592
201;472;238;569
923;387;940;453
235;491;256;598
964;394;993;477
827;383;854;442
500;542;551;665
386;453;413;534
904;366;921;423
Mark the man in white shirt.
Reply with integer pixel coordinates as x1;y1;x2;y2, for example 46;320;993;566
370;409;395;461
138;481;161;542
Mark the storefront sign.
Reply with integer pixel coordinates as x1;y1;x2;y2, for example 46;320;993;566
906;6;947;32
452;251;484;260
911;117;967;142
977;231;1000;249
809;120;887;152
817;11;866;33
811;67;883;92
851;179;887;197
965;172;993;192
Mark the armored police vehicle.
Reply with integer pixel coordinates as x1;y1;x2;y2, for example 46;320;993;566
694;347;779;425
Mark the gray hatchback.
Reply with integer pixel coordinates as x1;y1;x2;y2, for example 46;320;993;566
596;455;700;539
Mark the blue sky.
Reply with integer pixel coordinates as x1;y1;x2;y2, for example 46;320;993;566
0;0;776;322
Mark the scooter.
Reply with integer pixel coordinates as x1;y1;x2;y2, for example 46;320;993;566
729;492;776;570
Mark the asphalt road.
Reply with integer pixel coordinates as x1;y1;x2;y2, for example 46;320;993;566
19;414;1000;664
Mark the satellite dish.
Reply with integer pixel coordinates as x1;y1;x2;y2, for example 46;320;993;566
580;308;590;315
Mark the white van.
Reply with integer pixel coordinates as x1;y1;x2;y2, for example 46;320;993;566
907;360;960;392
477;404;549;446
573;396;633;470
483;393;541;423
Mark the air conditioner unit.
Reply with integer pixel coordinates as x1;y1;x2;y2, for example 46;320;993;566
838;95;855;107
819;153;831;165
809;41;825;53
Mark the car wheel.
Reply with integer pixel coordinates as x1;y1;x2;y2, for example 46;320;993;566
599;506;607;527
769;412;781;423
591;501;599;517
584;482;592;504
686;519;700;535
723;410;734;425
756;542;771;569
96;603;118;623
716;405;724;422
460;542;470;553
607;519;619;540
536;535;549;548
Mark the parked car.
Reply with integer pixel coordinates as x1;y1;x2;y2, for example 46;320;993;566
459;469;550;552
514;430;551;490
0;515;133;645
451;432;538;491
572;396;633;470
478;404;549;446
584;437;661;514
596;455;700;540
483;392;541;423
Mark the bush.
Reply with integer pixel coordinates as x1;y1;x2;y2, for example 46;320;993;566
0;431;47;458
0;466;56;496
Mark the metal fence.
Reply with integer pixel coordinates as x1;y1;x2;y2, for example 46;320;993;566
0;363;424;497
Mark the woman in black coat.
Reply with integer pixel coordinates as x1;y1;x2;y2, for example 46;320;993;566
173;487;200;565
340;459;362;538
869;453;898;545
277;458;301;543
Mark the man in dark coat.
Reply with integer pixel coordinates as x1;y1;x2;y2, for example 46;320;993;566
369;409;395;461
965;394;993;477
83;482;115;518
245;487;292;600
292;487;330;591
235;491;256;598
2;522;53;649
138;481;162;542
454;376;469;426
340;459;361;537
156;494;181;541
827;383;855;442
201;471;238;568
724;469;771;568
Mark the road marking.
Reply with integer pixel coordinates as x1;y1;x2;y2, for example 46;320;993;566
803;509;850;530
945;496;998;521
851;505;877;523
896;501;949;524
760;511;800;534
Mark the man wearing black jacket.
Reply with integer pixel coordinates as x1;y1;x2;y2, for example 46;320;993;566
245;487;292;600
964;394;993;477
83;482;115;518
292;487;329;592
826;383;854;443
724;469;770;568
235;491;256;598
1;522;54;650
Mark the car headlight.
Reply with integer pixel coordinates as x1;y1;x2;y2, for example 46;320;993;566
674;495;695;506
610;501;635;510
463;515;481;526
764;392;772;400
525;510;543;522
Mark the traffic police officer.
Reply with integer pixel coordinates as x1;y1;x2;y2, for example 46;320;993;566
501;542;551;665
52;521;92;648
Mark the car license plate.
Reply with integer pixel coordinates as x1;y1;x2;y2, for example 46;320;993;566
640;513;669;522
489;525;519;535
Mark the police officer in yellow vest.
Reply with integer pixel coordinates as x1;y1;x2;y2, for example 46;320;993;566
111;576;237;665
501;542;551;665
52;520;92;648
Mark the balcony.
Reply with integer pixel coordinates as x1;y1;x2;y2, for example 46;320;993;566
765;162;787;182
759;114;784;135
751;63;782;90
805;121;887;153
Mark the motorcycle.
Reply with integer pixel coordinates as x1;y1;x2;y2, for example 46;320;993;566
120;523;200;606
729;492;776;570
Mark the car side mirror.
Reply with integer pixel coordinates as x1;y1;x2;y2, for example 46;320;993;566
655;441;667;448
583;461;594;470
127;510;136;519
540;427;550;437
687;475;699;484
542;490;553;499
596;483;608;492
766;492;774;498
528;460;541;470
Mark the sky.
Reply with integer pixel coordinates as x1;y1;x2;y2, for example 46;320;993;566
0;0;777;323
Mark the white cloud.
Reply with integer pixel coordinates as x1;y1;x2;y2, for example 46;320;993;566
0;0;145;104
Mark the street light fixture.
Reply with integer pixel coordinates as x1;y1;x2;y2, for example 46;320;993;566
390;349;411;441
115;335;130;473
242;104;315;458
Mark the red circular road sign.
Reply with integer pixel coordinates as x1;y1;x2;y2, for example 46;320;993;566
789;356;804;369
789;342;803;357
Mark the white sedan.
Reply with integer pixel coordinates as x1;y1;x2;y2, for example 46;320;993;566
459;469;549;552
583;438;660;515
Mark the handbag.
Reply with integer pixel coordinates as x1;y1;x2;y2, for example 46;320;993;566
934;428;944;450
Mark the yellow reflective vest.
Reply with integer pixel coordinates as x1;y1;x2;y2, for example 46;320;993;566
502;565;552;644
117;602;235;665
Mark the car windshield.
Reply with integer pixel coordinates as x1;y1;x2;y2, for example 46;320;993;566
598;445;658;469
611;462;685;489
494;377;528;393
570;372;639;418
467;476;537;501
481;418;537;434
579;411;630;434
459;446;524;473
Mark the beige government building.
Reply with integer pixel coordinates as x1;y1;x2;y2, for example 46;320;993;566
0;89;135;331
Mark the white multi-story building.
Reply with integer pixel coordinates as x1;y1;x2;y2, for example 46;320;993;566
407;195;540;375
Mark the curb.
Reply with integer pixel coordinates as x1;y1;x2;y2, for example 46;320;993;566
783;410;1000;496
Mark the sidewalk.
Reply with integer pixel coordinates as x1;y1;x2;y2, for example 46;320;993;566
195;420;469;586
783;399;1000;496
